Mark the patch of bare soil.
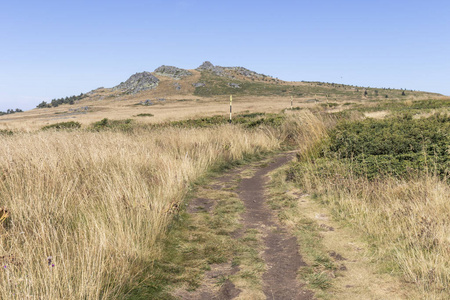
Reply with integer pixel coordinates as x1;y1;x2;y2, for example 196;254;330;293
364;110;389;119
172;263;240;300
186;197;215;213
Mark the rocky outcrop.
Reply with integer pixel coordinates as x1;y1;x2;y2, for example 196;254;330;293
228;83;241;88
192;82;206;88
197;61;215;70
154;65;192;79
196;61;225;76
113;72;159;94
197;61;268;80
139;99;153;106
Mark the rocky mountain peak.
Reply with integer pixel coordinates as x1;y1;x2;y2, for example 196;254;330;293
197;61;215;70
196;61;226;76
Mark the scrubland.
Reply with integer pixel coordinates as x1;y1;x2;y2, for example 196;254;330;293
288;111;450;298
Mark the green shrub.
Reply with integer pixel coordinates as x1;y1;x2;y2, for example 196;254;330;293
0;129;13;136
328;114;449;158
91;118;134;131
319;102;339;108
136;113;154;117
168;112;285;129
170;115;227;128
355;99;449;114
300;113;450;179
42;121;82;130
409;99;450;110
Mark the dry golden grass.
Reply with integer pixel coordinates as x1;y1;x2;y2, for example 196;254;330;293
268;171;412;299
295;156;450;299
0;124;281;298
283;110;328;157
0;95;320;131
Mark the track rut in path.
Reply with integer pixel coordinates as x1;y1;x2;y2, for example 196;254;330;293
237;153;313;300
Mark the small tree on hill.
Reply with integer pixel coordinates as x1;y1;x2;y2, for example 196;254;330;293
37;101;50;108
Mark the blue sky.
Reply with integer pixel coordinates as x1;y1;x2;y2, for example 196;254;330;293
0;0;449;111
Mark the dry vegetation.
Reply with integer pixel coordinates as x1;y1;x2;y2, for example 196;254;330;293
287;112;450;299
0;123;287;298
291;166;450;299
0;88;448;299
0;96;307;131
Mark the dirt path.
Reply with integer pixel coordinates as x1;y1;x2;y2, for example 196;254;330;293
238;153;313;300
175;152;313;299
173;152;414;299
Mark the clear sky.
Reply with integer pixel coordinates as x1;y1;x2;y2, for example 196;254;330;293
0;0;449;112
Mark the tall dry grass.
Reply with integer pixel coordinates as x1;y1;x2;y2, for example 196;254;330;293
0;124;281;299
296;169;450;298
282;110;328;157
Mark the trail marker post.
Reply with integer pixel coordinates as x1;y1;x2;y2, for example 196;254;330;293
229;95;233;123
291;96;293;110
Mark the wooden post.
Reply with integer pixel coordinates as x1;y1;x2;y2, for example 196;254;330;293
229;95;232;123
291;96;293;110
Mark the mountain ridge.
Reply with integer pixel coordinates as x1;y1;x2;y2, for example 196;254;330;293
28;61;444;110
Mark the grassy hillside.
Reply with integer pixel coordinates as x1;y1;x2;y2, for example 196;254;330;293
193;70;440;100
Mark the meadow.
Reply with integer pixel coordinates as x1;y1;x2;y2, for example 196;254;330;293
0;116;297;298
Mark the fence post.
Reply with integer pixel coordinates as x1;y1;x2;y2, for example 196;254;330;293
229;95;232;123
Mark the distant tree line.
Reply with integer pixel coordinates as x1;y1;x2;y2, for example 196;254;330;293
0;108;23;116
37;93;86;108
